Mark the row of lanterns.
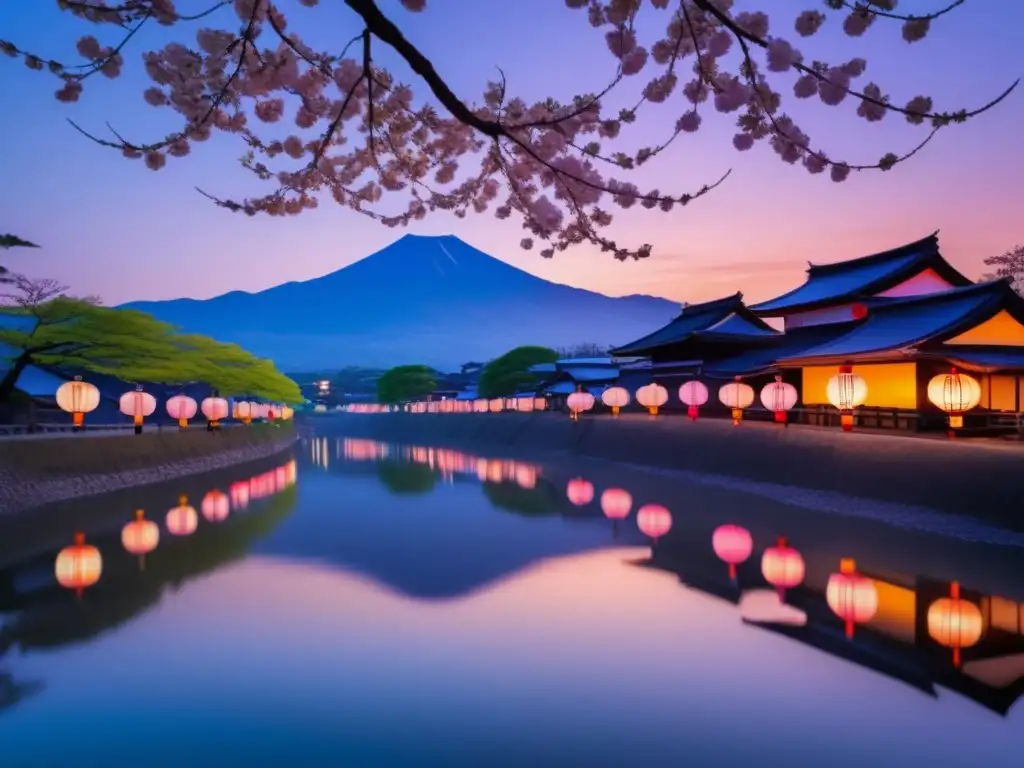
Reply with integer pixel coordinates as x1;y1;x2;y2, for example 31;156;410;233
572;365;983;435
567;474;985;667
54;376;295;432
53;459;298;595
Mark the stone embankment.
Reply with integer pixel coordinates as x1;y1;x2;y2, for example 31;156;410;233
319;412;1022;526
0;423;297;515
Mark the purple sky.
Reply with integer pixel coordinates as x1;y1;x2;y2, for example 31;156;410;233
1;0;1021;307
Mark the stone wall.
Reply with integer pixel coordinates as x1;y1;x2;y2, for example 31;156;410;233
0;423;297;515
319;413;1022;526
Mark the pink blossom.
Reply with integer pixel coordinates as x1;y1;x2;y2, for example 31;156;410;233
843;11;874;37
254;98;285;123
793;74;817;99
168;137;190;157
55;80;82;102
902;18;930;42
283;136;304;158
605;29;636;58
830;164;850;182
706;31;732;58
803;154;827;174
795;10;824;37
714;80;748;113
144;151;166;170
682;79;707;104
904;95;933;125
143;87;167;106
732;133;754;151
76;36;101;60
620;47;648;76
520;238;534;250
734;11;769;38
766;39;798;72
818;69;850;106
856;83;887;121
676;110;701;133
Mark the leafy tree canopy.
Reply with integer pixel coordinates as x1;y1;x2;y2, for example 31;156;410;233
376;364;437;404
477;346;557;398
0;275;301;403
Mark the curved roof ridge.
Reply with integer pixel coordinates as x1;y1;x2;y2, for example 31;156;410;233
807;231;940;276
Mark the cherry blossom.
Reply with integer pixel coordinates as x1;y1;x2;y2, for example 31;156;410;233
0;0;1016;261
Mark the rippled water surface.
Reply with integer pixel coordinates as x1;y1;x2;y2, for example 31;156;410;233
0;434;1021;767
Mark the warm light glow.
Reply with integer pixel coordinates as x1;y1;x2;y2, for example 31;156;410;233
712;524;753;579
54;532;102;593
488;399;503;413
927;581;984;667
635;383;668;415
825;558;879;638
718;379;754;424
201;397;229;422
533;396;547;411
167;495;198;536
119;388;157;419
804;363;914;409
229;481;250;510
121;509;159;558
826;366;868;431
55;376;100;420
166;394;198;427
515;396;535;412
679;379;709;420
201;490;230;522
759;376;798;423
636;504;672;540
567;390;595;415
601;386;630;415
761;537;805;599
566;478;594;506
600;488;632;520
927;368;982;426
944;309;1024;346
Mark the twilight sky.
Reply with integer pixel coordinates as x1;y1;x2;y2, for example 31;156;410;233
1;0;1021;307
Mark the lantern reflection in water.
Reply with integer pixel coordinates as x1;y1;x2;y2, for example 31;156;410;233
229;481;250;510
600;488;632;535
712;524;753;580
761;537;805;601
927;581;984;668
201;490;230;522
55;532;102;597
637;504;672;541
826;558;878;639
121;509;159;569
514;464;537;489
167;495;198;536
566;478;594;506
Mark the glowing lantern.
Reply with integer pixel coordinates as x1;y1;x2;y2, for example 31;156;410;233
473;399;488;413
712;524;753;580
514;464;537;489
201;396;229;430
637;504;672;541
600;488;632;535
55;532;102;596
759;376;798;425
826;365;868;432
679;380;709;420
235;400;253;424
281;405;294;420
601;386;630;416
566;389;595;421
516;396;535;412
488;399;503;413
166;394;198;429
718;378;755;425
533;397;547;411
55;375;100;430
927;367;981;436
566;478;594;506
826;558;878;639
636;382;669;416
927;581;984;668
166;495;198;536
121;509;159;569
761;537;805;600
201;489;230;522
119;385;157;434
229;481;250;510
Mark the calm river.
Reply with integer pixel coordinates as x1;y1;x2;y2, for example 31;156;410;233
0;433;1021;766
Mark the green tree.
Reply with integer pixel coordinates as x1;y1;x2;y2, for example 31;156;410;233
377;461;437;495
482;481;560;517
0;275;301;403
376;364;436;404
477;346;557;398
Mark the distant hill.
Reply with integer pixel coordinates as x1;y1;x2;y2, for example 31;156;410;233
119;234;679;371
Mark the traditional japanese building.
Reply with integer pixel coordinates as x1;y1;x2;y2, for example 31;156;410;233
611;232;1024;429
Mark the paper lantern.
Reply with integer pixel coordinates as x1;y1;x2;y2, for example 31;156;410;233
234;400;253;424
637;504;672;540
201;489;230;523
601;386;630;416
166;494;198;536
488;398;503;413
566;478;594;506
826;558;878;639
927;367;981;435
473;399;488;413
718;378;755;425
516;396;535;412
201;396;229;429
533;396;547;411
119;386;157;434
122;509;159;568
927;581;984;668
229;481;250;510
761;537;805;600
55;532;102;596
600;488;632;520
712;524;753;580
826;365;868;432
166;394;198;429
282;405;294;419
636;383;669;416
514;464;537;489
760;376;798;425
55;376;100;430
678;380;709;420
566;390;595;420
